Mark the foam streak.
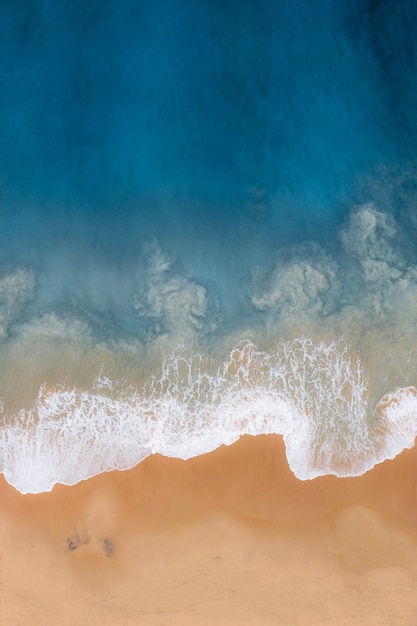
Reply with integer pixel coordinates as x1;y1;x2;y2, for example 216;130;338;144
0;338;415;493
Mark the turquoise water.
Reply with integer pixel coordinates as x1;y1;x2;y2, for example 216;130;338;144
0;0;417;492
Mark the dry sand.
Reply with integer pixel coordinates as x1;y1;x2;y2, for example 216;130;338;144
1;434;417;625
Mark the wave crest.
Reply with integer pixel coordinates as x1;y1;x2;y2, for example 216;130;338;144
1;338;415;493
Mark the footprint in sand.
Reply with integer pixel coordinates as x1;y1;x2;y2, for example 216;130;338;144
100;537;115;557
66;529;115;557
66;527;90;552
66;536;79;551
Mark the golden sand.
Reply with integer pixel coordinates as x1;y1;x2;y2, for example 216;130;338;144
1;435;417;625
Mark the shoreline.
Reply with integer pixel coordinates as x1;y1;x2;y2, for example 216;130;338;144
2;434;417;624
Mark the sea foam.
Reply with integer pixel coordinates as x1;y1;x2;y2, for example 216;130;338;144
1;338;415;494
1;205;417;493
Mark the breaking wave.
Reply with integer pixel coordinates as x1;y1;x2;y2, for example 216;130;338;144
1;338;416;494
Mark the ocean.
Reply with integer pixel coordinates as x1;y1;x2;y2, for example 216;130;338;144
0;0;416;493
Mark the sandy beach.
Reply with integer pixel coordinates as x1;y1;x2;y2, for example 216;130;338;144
1;434;417;625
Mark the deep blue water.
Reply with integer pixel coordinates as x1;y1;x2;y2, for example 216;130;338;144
1;0;417;491
1;0;415;325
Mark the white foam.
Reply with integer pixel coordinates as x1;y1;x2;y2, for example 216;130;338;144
376;386;417;457
1;337;415;494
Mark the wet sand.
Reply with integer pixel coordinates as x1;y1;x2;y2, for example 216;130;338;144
1;434;417;625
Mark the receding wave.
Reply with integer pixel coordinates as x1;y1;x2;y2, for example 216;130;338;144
1;338;416;494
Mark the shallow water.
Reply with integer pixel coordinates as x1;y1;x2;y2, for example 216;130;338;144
0;0;417;492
